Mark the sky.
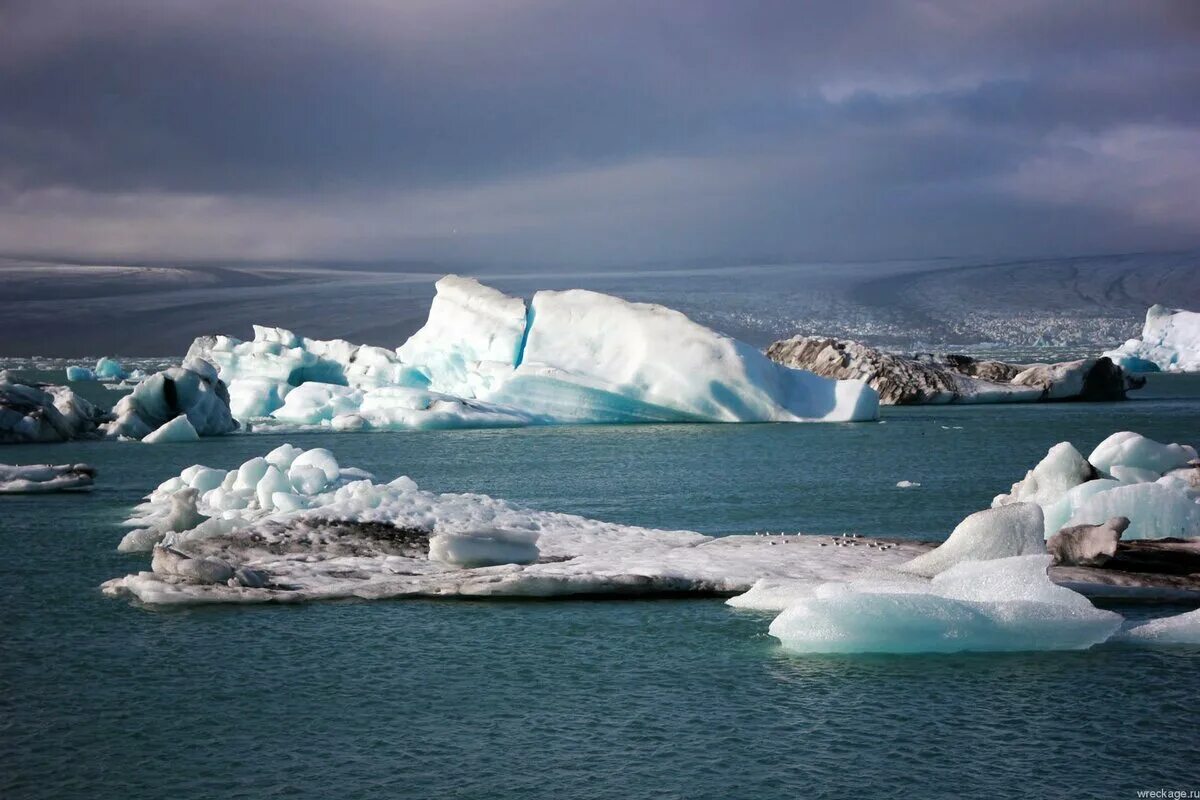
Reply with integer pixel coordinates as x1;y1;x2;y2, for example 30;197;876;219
1;0;1198;267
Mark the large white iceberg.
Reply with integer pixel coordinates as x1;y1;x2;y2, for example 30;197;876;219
767;556;1122;654
994;432;1200;539
187;275;878;432
1103;304;1200;372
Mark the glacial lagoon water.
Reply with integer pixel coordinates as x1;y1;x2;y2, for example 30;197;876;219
4;374;1200;798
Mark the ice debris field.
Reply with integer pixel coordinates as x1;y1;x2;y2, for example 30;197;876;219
189;275;879;433
101;436;1200;653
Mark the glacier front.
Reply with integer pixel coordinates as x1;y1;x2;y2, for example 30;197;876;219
187;275;879;432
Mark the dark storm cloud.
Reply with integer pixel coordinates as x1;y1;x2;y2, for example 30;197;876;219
0;0;1197;263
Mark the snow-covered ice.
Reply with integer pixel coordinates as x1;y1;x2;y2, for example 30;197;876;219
993;432;1200;539
0;463;96;493
1103;304;1200;373
102;447;927;605
189;275;879;433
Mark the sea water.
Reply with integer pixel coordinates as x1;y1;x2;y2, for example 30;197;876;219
3;375;1200;798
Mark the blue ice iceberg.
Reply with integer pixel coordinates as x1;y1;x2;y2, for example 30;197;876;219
187;275;879;432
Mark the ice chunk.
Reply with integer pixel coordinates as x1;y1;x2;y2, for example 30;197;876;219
895;480;921;488
264;443;304;470
103;359;237;440
726;578;820;611
1067;481;1200;540
65;365;96;381
396;275;529;398
94;357;128;381
256;465;293;510
142;415;200;444
1102;304;1200;373
1;377;107;443
1122;608;1200;645
181;466;226;493
0;463;96;493
289;448;339;483
233;457;271;491
1087;431;1197;476
118;488;208;552
899;503;1045;577
993;442;1095;507
769;556;1121;654
428;528;540;568
228;377;290;419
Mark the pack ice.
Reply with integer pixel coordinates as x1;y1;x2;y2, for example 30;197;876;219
186;275;879;431
1103;304;1200;372
993;431;1200;539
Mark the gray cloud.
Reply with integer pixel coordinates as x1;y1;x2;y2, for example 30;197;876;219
0;0;1197;264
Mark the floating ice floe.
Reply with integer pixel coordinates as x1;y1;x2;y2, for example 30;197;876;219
102;446;928;605
1103;304;1200;373
0;372;108;443
102;358;238;441
767;555;1122;654
896;480;921;488
994;431;1200;539
66;357;130;382
0;463;96;493
185;275;878;433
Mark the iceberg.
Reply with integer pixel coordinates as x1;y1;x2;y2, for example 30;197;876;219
1102;304;1200;373
0;373;108;443
994;432;1200;539
0;463;96;493
767;336;1142;404
767;556;1122;654
188;275;878;432
102;358;238;441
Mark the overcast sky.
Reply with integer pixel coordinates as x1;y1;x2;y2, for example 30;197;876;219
1;0;1197;267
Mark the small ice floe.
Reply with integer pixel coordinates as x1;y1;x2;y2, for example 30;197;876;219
0;463;96;493
895;480;922;489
